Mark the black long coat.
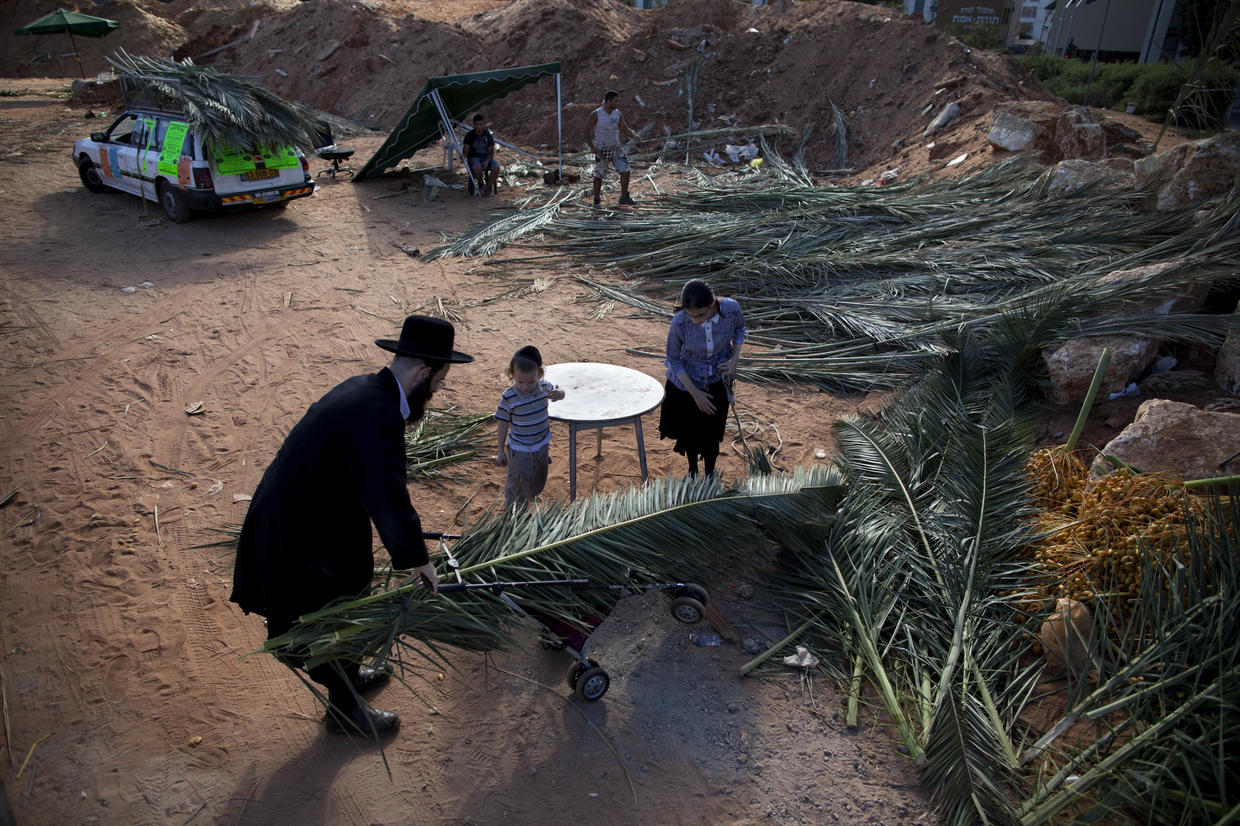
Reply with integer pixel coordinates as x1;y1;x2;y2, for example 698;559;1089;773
230;368;429;619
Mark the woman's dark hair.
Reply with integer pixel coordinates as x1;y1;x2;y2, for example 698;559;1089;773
676;278;715;311
507;345;544;378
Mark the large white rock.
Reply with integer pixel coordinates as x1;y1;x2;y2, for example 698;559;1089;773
1089;399;1240;480
1135;133;1240;211
1044;334;1160;408
988;110;1045;152
1042;261;1204;407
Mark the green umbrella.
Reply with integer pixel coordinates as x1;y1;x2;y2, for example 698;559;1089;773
13;9;120;79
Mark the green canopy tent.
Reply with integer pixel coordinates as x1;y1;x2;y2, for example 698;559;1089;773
13;9;119;79
355;61;562;187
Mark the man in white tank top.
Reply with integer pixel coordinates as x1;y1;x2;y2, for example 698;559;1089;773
584;90;642;206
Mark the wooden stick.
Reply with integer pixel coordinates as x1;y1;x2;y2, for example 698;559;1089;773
1;666;12;767
155;505;164;550
0;507;37;540
16;734;49;778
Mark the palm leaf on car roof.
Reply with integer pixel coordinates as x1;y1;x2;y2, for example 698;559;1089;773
106;50;323;154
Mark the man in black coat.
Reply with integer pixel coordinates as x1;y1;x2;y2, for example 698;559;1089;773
231;315;474;735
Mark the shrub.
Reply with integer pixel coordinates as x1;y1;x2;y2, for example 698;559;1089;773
1019;53;1239;128
1130;60;1238;127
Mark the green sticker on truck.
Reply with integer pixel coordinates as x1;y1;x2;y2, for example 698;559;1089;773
157;121;190;176
212;144;299;175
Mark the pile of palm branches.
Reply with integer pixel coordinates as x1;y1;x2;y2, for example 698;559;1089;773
403;407;492;479
770;332;1044;825
429;154;1240;393
106;51;323;154
335;148;1239;820
767;328;1238;825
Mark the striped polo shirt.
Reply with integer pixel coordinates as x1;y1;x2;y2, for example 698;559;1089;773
494;379;556;452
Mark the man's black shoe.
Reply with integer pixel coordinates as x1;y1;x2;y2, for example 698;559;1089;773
325;704;400;736
617;194;636;205
354;665;392;695
593;195;601;207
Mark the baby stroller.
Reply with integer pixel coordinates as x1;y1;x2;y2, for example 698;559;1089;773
427;532;711;702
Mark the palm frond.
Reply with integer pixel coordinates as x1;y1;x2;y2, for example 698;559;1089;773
106;50;323;154
265;467;844;674
1019;490;1240;825
403;407;492;479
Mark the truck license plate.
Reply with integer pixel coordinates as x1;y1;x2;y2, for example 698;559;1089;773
243;168;279;181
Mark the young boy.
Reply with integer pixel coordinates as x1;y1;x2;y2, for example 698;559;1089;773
495;346;565;509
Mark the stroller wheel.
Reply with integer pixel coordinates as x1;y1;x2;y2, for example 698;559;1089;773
574;666;610;702
670;596;705;624
567;658;601;690
676;584;710;605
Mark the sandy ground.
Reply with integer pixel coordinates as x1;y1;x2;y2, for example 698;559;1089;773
0;81;934;826
0;0;1210;819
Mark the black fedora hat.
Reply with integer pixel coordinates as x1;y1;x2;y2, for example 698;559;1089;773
375;315;475;364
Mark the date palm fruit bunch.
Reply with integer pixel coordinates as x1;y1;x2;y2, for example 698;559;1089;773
1025;445;1206;627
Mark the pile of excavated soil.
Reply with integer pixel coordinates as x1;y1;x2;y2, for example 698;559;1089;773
3;0;1068;182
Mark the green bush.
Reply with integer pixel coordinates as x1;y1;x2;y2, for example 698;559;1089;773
1019;53;1239;128
1130;60;1238;126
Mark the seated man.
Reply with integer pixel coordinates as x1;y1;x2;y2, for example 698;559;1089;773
461;114;500;196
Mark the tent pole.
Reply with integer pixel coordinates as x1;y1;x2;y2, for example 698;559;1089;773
556;72;563;183
430;88;477;195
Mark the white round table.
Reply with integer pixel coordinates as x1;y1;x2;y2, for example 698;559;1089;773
544;363;665;500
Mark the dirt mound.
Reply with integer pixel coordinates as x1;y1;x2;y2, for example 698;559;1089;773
3;0;1058;180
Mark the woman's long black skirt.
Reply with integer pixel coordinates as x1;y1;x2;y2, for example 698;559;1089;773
658;379;729;457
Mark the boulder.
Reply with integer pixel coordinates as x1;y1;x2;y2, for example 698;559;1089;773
1089;399;1240;480
923;102;960;138
1215;299;1240;394
1038;158;1133;197
988;109;1045;152
986;103;1141;163
1042;261;1205;406
1134;133;1240;211
1052;107;1106;160
1094;260;1208;316
1044;334;1159;407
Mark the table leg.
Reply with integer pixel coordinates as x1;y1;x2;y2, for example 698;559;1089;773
596;427;603;459
635;415;649;481
568;423;578;501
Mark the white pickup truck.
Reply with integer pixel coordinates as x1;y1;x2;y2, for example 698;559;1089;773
73;106;315;223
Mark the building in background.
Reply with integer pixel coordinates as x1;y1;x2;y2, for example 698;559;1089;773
903;0;1186;62
1045;0;1184;62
